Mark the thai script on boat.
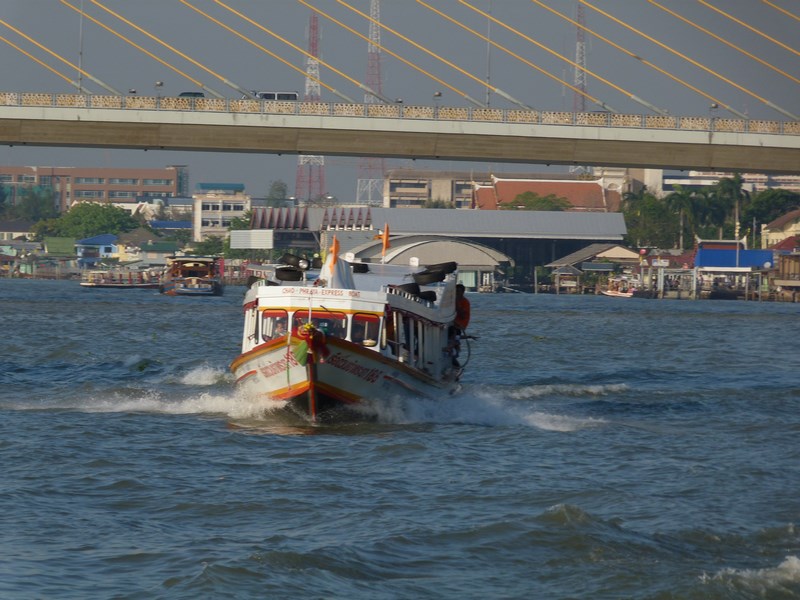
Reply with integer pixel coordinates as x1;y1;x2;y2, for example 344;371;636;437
326;352;382;383
281;287;361;298
259;353;301;378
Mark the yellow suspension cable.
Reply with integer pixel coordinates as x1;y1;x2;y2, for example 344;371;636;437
336;0;488;90
60;0;206;90
337;0;535;107
762;0;800;24
698;0;800;59
417;0;609;112
580;0;798;121
0;34;88;91
298;0;483;107
529;0;743;118
211;0;376;103
649;0;799;86
180;1;340;100
460;0;666;115
0;17;120;94
89;0;235;98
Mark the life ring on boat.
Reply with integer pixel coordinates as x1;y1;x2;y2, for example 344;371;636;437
279;253;311;270
412;269;447;285
274;266;304;281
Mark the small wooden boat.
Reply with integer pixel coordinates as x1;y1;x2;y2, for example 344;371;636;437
601;289;633;298
160;256;224;296
230;249;467;423
601;276;635;298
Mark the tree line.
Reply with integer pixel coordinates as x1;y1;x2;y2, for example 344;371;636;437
623;174;799;250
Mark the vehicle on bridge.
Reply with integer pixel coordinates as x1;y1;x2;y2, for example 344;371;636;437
244;91;299;101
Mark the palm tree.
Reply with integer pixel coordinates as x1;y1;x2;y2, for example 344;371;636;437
715;174;751;240
665;184;696;249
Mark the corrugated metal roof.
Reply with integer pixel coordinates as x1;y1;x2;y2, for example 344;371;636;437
371;208;625;239
77;234;118;246
250;207;625;242
150;220;192;229
545;243;616;267
343;234;514;269
43;237;77;256
196;182;244;192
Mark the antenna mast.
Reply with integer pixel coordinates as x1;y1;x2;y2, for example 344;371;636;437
356;0;385;206
571;2;592;175
296;10;326;203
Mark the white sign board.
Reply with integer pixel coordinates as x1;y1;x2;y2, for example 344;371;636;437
229;230;274;249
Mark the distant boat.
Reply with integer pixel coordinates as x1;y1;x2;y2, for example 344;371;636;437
601;276;635;298
601;289;633;298
230;251;467;423
159;256;224;296
80;267;161;289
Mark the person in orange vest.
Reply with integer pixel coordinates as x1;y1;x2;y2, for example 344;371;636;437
449;284;470;367
454;283;470;332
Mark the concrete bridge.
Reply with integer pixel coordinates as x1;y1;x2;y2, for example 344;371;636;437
0;92;798;174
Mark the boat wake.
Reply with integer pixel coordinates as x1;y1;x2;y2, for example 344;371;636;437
6;363;614;433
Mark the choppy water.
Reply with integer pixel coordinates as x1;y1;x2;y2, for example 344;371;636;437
2;279;799;599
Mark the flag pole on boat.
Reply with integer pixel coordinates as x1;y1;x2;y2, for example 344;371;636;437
374;223;391;265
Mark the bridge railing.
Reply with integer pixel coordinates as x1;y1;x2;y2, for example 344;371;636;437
1;92;797;136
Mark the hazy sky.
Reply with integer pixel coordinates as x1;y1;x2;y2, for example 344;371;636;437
1;0;797;199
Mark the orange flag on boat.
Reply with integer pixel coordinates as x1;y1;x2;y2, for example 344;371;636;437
329;235;340;266
373;223;390;256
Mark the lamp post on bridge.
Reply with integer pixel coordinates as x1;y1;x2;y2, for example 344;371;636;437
433;91;442;117
708;103;718;145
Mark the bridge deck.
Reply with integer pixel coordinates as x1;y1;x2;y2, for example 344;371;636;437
0;93;798;173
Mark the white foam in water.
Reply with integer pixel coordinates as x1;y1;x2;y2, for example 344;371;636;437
357;387;606;431
704;555;800;592
73;388;287;420
178;364;233;386
42;377;605;430
508;383;629;399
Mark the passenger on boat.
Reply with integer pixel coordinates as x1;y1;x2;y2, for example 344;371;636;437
449;284;471;366
351;322;366;344
271;319;287;339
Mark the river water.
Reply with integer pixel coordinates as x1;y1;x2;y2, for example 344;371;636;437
2;279;799;599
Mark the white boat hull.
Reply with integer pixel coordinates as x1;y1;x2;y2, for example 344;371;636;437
232;334;457;421
601;290;633;298
230;254;463;422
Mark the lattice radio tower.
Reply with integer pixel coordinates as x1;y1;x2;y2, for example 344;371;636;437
295;11;326;203
356;0;386;206
570;2;592;175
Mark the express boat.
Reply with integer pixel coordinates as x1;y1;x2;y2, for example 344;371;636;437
159;256;224;296
80;267;162;289
230;247;467;422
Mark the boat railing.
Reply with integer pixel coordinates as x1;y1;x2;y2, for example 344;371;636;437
386;285;439;307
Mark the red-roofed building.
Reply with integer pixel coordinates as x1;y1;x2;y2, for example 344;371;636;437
762;209;800;249
383;168;633;210
472;175;622;212
770;235;799;253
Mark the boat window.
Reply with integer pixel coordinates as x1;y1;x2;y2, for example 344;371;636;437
261;309;289;341
293;311;347;339
351;313;380;347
